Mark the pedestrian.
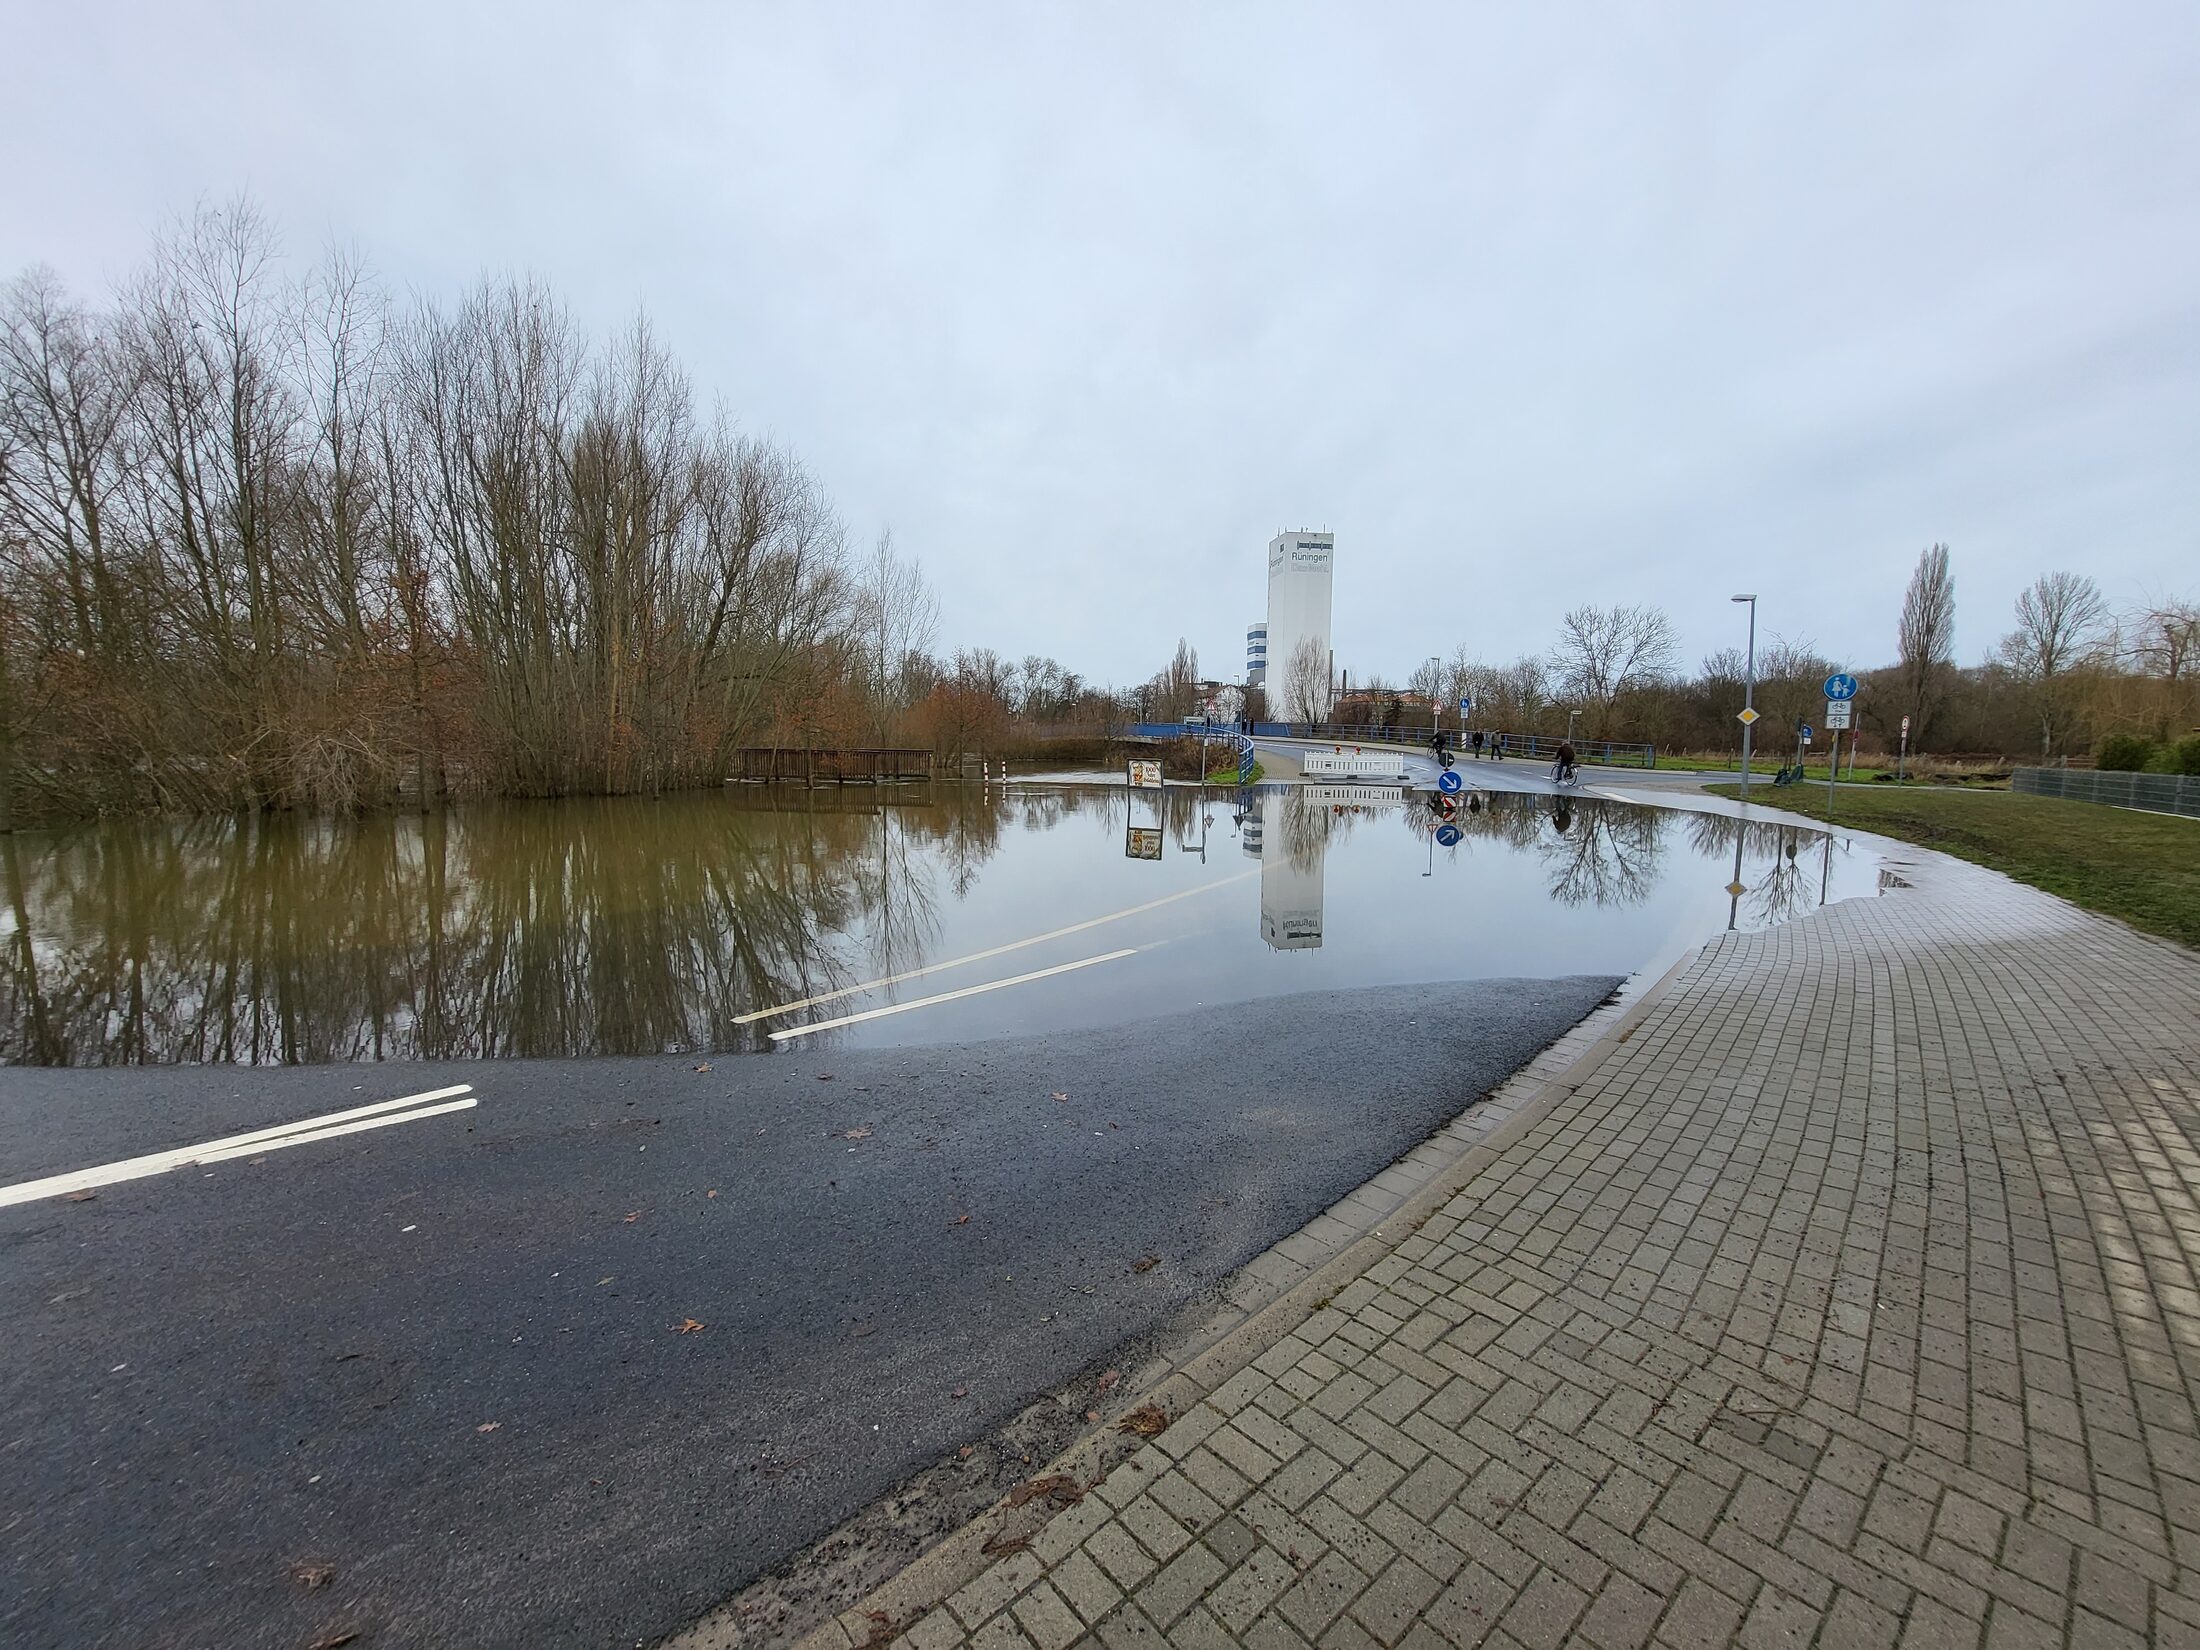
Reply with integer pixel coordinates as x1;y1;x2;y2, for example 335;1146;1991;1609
1491;732;1505;761
1471;728;1485;761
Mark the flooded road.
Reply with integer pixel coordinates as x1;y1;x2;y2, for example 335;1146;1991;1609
0;782;1877;1064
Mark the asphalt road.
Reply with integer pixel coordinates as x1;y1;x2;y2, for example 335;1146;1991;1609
0;977;1616;1650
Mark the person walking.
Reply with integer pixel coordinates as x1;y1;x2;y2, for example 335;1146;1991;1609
1470;728;1485;761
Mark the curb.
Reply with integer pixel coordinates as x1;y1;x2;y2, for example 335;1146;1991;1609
745;942;1708;1650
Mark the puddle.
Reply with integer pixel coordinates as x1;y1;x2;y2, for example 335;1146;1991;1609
0;783;1875;1064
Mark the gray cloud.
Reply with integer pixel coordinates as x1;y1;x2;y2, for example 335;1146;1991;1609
8;0;2195;686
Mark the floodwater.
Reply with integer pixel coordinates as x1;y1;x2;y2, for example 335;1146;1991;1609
0;782;1879;1065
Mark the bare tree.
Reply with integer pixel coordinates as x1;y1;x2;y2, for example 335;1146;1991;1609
854;530;938;741
2127;595;2200;739
1155;637;1200;720
1279;634;1330;724
1897;543;1955;748
1548;603;1678;737
1999;571;2108;757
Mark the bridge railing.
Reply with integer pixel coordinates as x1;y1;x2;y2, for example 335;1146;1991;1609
1129;721;1656;769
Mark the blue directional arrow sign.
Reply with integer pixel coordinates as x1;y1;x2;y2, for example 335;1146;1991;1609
1435;824;1463;848
1823;673;1859;701
1437;769;1464;795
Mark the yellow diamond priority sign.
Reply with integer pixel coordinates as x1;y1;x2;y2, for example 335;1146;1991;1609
1725;880;1748;897
1737;707;1760;725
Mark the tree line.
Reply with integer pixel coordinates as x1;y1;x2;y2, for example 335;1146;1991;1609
0;204;1139;825
1361;553;2196;764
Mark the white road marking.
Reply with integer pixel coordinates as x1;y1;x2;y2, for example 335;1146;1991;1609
734;871;1253;1025
0;1085;475;1208
768;950;1139;1042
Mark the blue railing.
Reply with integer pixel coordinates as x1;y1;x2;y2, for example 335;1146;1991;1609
1126;722;1656;769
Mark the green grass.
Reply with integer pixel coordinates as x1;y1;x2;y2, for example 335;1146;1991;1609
1706;784;2200;949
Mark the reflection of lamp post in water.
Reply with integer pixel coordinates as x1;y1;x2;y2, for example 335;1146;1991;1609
1727;829;1746;931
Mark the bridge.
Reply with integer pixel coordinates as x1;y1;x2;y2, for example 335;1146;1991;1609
1126;722;1655;795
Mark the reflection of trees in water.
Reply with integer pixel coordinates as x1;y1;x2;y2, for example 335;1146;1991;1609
0;788;1021;1064
1534;799;1667;909
1395;792;1663;908
1683;810;1825;926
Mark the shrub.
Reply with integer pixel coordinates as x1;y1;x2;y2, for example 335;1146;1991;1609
2095;734;2154;771
2171;734;2200;777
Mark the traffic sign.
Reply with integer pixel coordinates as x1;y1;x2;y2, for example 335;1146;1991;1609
1823;673;1859;701
1436;824;1463;848
1799;723;1814;741
1437;768;1464;795
1458;695;1472;713
1901;714;1911;734
1737;707;1760;726
1725;879;1748;898
1826;701;1852;729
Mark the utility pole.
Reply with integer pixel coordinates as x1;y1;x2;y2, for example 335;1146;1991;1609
1732;595;1758;797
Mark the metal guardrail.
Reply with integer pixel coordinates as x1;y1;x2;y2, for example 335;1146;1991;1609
2013;766;2199;818
1125;722;1657;770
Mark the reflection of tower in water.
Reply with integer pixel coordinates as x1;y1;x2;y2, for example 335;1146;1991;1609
1247;790;1330;950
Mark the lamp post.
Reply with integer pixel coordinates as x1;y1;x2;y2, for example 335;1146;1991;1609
1566;707;1580;745
1732;594;1758;798
1427;656;1441;736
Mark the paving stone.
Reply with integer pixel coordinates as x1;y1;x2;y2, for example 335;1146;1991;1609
843;848;2200;1650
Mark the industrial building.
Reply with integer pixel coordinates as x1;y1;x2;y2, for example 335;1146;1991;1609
1245;622;1268;690
1262;529;1334;719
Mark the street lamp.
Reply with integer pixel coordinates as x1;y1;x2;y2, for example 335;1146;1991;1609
1566;708;1580;745
1732;594;1758;798
1427;656;1441;735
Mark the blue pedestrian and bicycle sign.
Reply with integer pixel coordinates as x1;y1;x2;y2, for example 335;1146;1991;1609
1435;824;1463;848
1458;695;1473;714
1436;768;1464;795
1823;673;1859;701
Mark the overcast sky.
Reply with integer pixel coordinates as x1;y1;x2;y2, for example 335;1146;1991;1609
7;1;2195;690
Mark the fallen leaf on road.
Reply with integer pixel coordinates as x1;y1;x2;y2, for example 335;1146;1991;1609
950;1214;971;1226
861;1609;898;1648
958;1445;975;1459
1096;1369;1121;1391
1116;1404;1169;1438
817;1073;835;1081
288;1560;336;1590
693;1062;712;1073
1051;1092;1068;1102
706;1189;719;1199
304;1631;359;1650
675;1318;705;1334
1131;1255;1160;1274
850;1323;875;1338
1086;1410;1100;1422
844;1126;872;1140
476;1421;500;1433
1007;1472;1083;1509
64;1190;97;1203
951;1386;968;1399
622;1211;644;1224
980;1531;1029;1557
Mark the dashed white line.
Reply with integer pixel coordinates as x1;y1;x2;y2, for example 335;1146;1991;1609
0;1085;477;1208
734;872;1251;1025
767;950;1140;1042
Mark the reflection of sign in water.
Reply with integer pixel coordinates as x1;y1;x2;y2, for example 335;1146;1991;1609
1125;827;1162;860
1126;758;1162;788
1302;750;1411;779
1436;824;1463;848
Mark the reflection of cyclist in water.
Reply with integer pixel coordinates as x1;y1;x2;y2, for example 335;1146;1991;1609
1552;739;1578;786
1551;797;1574;834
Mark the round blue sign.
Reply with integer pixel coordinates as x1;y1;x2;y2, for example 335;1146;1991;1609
1436;769;1464;795
1435;824;1463;848
1823;673;1859;701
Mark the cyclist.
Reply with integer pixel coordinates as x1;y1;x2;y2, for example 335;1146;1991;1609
1552;739;1578;787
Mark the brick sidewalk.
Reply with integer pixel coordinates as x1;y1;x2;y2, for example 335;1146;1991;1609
856;839;2200;1650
